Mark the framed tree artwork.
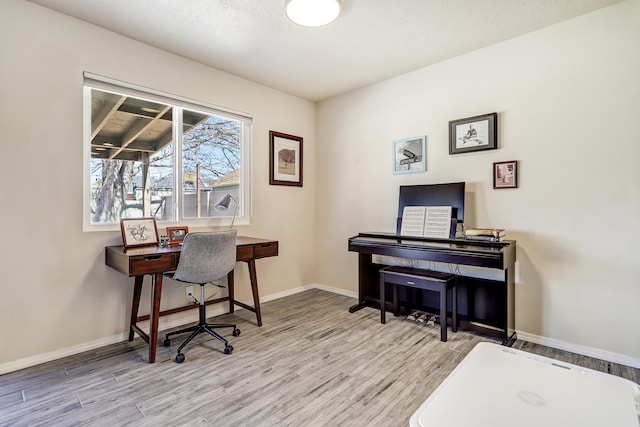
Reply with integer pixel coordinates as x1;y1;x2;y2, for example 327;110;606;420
269;131;303;187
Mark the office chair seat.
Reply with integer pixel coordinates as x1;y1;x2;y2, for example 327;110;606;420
162;230;239;363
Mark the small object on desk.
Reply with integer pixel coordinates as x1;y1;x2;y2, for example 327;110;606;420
120;217;160;248
166;226;189;245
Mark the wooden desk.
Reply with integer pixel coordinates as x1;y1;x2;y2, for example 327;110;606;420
105;236;278;363
348;232;516;342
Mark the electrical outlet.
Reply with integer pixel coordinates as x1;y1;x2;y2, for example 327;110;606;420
185;285;194;300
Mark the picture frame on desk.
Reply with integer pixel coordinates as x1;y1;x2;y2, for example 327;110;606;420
269;130;303;187
449;112;497;155
120;218;159;248
166;226;189;245
392;136;426;174
493;160;518;189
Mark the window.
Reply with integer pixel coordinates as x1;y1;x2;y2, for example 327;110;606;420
83;73;251;230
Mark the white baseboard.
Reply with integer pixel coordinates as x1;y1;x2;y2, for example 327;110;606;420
305;282;358;299
0;284;350;375
515;331;640;369
0;332;130;375
2;284;637;374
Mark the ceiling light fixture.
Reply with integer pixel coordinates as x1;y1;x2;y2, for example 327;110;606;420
285;0;341;27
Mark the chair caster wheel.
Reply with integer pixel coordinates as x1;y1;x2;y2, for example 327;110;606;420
163;338;171;347
224;345;233;354
232;328;241;337
175;353;185;363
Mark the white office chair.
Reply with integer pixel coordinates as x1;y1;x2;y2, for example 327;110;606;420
163;230;239;363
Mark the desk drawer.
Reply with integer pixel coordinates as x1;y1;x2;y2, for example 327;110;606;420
236;246;254;261
130;254;174;275
254;242;278;258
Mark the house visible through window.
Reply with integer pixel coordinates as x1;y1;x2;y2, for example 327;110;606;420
83;73;251;230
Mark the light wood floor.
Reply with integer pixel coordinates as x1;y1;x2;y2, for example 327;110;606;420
1;289;638;426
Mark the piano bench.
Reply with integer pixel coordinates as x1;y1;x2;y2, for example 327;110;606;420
379;266;457;342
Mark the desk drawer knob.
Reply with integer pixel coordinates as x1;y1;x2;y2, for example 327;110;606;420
143;255;162;261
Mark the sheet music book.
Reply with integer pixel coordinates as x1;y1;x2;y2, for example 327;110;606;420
400;206;453;239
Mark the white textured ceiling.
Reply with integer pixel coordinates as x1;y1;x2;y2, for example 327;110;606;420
28;0;622;101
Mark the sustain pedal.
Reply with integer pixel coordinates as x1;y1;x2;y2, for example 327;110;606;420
407;311;420;321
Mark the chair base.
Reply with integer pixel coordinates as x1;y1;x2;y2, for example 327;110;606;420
164;323;239;362
164;291;240;363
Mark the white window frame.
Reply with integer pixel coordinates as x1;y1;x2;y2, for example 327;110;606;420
82;72;252;231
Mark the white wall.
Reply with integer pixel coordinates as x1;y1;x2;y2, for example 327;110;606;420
316;0;640;361
0;0;316;369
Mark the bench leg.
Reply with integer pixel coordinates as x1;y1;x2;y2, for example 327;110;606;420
440;285;447;342
393;283;399;317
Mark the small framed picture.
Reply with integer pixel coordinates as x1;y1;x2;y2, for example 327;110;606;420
120;218;159;248
166;226;189;245
167;227;189;245
449;112;498;154
393;136;426;174
269;131;303;187
493;160;518;189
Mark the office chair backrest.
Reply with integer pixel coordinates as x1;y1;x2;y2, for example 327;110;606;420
172;230;237;284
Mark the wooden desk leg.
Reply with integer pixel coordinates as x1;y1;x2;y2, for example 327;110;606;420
129;275;144;341
227;270;235;314
246;259;262;327
148;272;163;363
